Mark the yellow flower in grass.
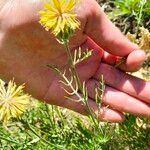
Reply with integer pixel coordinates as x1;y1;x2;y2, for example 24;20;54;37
39;0;80;39
0;79;30;124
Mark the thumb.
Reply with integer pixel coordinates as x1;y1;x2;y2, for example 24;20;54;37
84;1;139;57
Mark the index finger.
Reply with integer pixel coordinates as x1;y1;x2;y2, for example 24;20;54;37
84;0;139;57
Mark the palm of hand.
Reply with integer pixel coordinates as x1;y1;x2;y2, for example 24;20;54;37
0;0;101;104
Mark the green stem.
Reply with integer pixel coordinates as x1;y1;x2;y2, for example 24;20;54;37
63;40;83;92
0;136;19;144
136;0;146;37
115;57;126;68
55;107;66;126
25;121;63;149
63;39;101;132
26;123;51;145
45;104;55;129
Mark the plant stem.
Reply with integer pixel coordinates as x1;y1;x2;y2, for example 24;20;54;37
63;40;83;92
63;39;102;132
45;104;55;129
136;0;146;37
0;136;19;144
115;57;126;68
22;120;63;148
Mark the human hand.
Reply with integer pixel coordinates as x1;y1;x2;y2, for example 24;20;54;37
0;0;149;122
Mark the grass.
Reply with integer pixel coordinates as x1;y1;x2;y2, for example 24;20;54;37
0;0;150;150
0;102;114;149
99;0;150;33
0;101;150;150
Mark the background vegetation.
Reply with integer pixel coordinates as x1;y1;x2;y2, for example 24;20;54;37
0;0;150;149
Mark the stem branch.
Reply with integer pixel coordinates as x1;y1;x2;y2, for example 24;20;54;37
63;40;83;92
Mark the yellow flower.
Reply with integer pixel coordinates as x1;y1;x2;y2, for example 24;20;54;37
0;79;30;124
39;0;80;37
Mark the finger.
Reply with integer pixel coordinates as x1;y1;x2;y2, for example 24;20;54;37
84;1;139;56
102;50;146;72
94;63;150;104
118;50;146;72
86;79;150;117
61;95;124;123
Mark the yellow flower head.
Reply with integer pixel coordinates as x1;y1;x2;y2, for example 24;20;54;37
39;0;80;38
0;79;30;124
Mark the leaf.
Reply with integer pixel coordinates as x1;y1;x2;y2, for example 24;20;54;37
73;48;92;65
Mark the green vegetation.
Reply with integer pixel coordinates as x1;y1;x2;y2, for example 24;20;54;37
0;102;150;149
111;0;150;19
105;0;150;33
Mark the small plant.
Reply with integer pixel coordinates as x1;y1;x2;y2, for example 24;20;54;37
109;0;150;34
39;0;110;145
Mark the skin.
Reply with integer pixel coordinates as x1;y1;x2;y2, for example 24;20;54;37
0;0;150;123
